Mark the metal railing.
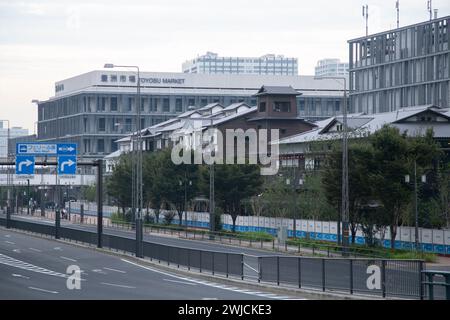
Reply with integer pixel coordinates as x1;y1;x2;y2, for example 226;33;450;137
1;216;438;299
422;270;450;300
257;255;425;299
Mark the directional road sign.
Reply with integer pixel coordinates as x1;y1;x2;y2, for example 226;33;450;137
56;143;77;155
16;143;77;156
58;156;77;175
15;155;35;175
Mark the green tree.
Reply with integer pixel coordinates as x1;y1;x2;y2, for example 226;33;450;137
106;154;132;216
211;163;263;232
322;141;376;243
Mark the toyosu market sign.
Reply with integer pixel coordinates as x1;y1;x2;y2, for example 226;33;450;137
140;78;185;85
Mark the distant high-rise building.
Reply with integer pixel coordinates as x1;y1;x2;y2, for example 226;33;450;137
315;59;349;77
0;122;28;159
182;52;298;75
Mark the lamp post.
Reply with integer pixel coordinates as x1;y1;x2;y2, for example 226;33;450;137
314;76;348;251
1;120;11;221
405;160;426;251
104;63;143;257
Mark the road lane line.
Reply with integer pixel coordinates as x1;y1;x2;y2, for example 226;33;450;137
60;256;77;262
120;259;301;300
4;235;11;238
103;267;126;274
12;249;21;253
163;278;198;286
5;241;15;245
12;273;30;279
28;287;58;294
29;248;42;252
100;282;136;289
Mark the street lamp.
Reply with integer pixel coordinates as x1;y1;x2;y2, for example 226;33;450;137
405;160;427;251
104;63;143;258
314;76;349;251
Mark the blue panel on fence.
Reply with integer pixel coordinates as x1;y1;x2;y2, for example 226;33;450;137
433;245;445;254
402;242;413;250
356;236;365;244
316;233;323;240
447;245;450;254
383;240;391;248
330;234;337;241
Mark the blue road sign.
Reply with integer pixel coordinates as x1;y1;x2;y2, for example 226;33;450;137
57;143;77;155
16;143;77;156
15;155;35;175
58;156;77;175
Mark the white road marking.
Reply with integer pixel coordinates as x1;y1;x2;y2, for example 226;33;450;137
4;235;11;238
202;298;218;300
53;247;62;251
28;286;58;294
163;278;198;286
29;248;42;252
12;249;21;253
121;259;303;300
92;269;107;274
12;273;30;279
5;241;15;245
100;282;136;289
103;267;126;274
60;256;77;262
0;253;67;278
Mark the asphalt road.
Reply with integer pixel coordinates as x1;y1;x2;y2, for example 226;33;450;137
1;214;430;299
0;227;304;300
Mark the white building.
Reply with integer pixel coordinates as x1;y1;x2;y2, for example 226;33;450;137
315;59;349;77
182;52;298;75
36;70;344;158
0;122;28;159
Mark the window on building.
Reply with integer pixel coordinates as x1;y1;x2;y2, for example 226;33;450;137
120;75;126;82
299;100;305;112
201;98;208;107
111;97;118;111
140;118;145;130
273;101;291;112
83;118;88;132
129;75;136;83
111;140;118;152
335;101;340;112
101;74;108;82
141;98;145;111
280;129;287;135
110;75;117;82
175;98;183;112
259;102;266;112
163;98;170;112
125;118;132;131
188;98;195;106
97;139;105;153
84;139;91;153
128;97;133;111
98;118;106;132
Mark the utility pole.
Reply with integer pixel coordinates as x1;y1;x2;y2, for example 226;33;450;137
27;179;30;215
104;64;143;258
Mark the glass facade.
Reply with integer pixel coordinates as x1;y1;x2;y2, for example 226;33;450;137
349;16;450;113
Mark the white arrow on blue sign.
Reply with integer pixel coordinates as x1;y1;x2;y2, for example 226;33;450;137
58;156;77;175
16;155;35;175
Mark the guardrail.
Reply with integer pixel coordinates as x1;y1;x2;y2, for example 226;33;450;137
257;255;425;299
422;270;450;300
1;215;439;299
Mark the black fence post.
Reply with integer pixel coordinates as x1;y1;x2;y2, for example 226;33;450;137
6;207;10;229
298;257;302;288
427;273;434;300
212;252;215;275
322;258;326;292
226;253;229;278
96;159;103;249
187;250;190;271
277;256;280;286
349;259;354;295
258;257;261;283
55;209;60;239
167;246;170;266
419;261;424;300
241;255;244;280
199;251;202;273
381;260;386;298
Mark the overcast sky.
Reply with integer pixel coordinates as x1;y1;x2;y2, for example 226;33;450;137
0;0;449;132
